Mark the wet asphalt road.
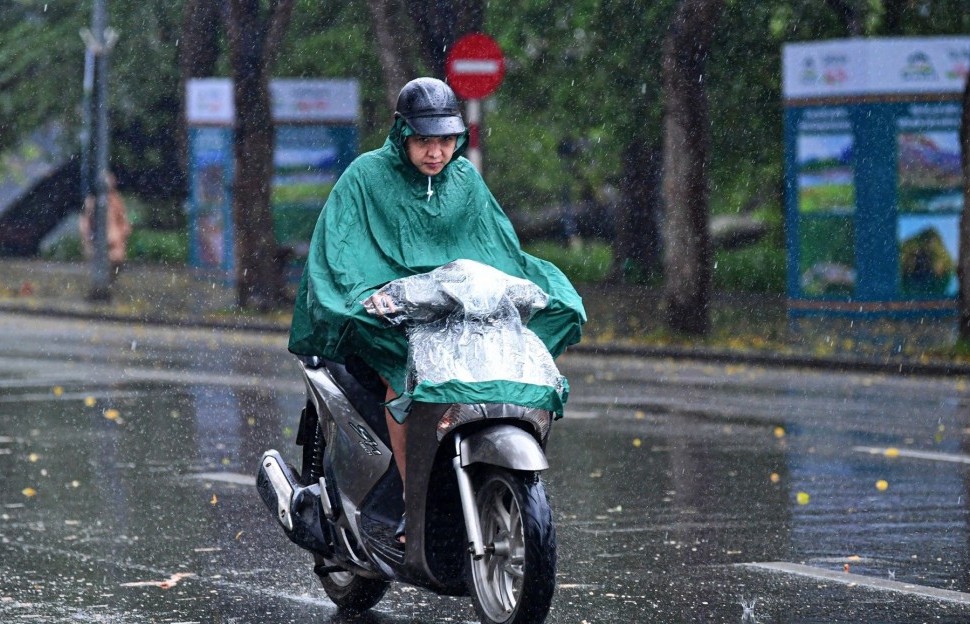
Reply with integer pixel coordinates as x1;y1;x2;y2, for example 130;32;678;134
2;313;970;623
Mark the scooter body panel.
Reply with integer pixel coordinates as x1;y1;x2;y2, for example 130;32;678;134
460;424;549;471
304;366;392;508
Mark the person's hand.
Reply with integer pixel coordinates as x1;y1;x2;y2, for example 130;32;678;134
363;292;399;318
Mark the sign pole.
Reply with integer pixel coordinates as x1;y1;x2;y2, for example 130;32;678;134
445;33;505;175
466;99;482;172
88;0;112;301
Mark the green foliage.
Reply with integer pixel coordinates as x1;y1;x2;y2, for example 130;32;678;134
40;228;187;265
482;0;675;209
41;233;85;262
522;240;613;284
523;233;790;295
275;0;390;146
109;3;186;196
713;243;787;294
0;3;85;153
955;337;970;358
4;0;968;278
127;229;187;264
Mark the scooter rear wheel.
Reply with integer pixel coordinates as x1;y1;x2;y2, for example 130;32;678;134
313;554;389;612
466;468;556;624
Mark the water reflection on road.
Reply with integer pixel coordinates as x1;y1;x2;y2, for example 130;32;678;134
1;316;970;622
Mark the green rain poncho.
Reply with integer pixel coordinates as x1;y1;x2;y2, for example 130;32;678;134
289;119;586;415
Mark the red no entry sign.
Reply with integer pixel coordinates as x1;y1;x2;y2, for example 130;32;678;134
445;33;505;100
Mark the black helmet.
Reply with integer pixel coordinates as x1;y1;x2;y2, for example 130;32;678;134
394;78;466;137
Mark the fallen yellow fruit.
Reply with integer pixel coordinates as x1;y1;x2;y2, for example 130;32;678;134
876;480;889;491
884;448;900;458
796;491;810;505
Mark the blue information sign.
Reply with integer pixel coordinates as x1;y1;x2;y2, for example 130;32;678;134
783;37;969;317
186;79;359;284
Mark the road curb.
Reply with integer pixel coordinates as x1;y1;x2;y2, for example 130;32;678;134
3;300;969;378
568;341;970;377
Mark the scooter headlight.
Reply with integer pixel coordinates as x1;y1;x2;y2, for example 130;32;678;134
436;404;551;441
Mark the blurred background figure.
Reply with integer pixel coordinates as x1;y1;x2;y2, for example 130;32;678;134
79;171;131;274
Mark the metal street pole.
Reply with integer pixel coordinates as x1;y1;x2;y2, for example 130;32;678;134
87;0;113;301
466;99;482;173
79;45;94;205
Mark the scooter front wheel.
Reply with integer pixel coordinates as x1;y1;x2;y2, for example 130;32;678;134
313;554;389;612
466;468;556;624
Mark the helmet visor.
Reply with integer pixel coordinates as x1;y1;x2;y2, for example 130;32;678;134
404;113;466;137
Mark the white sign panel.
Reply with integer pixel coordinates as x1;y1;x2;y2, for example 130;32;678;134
783;39;870;99
186;78;234;124
270;79;359;123
784;37;970;100
186;78;360;124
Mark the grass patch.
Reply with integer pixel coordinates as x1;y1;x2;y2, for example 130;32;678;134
523;237;786;294
522;240;613;284
713;243;786;294
128;230;188;264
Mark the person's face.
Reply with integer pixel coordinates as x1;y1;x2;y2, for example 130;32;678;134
405;135;458;176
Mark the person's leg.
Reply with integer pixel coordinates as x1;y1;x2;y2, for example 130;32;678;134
381;377;407;544
385;382;407;486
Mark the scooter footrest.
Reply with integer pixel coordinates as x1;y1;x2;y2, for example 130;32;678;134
256;450;334;556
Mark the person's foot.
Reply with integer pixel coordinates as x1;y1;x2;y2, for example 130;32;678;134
394;514;406;546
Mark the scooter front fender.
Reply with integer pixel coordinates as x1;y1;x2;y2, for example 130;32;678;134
459;424;549;471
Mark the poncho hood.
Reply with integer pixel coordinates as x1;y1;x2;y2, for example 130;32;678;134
289;121;585;414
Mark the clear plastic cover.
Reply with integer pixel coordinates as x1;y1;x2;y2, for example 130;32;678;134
363;259;565;396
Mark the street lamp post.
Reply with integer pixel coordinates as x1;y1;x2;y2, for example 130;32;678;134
83;0;116;301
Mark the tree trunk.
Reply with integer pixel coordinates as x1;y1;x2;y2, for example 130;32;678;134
824;0;864;36
660;0;722;335
366;0;420;110
177;0;221;186
611;138;663;283
225;0;294;310
959;74;970;341
405;0;484;77
881;0;906;34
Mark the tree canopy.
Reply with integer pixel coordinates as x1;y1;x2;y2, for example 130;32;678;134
2;1;966;209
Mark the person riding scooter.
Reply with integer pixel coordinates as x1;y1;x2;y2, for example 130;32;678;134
287;77;586;543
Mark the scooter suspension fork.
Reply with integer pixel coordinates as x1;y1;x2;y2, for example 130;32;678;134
452;433;486;559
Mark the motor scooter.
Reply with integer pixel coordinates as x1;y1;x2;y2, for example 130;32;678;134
257;260;564;624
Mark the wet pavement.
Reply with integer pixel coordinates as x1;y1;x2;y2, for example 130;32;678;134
2;313;970;622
